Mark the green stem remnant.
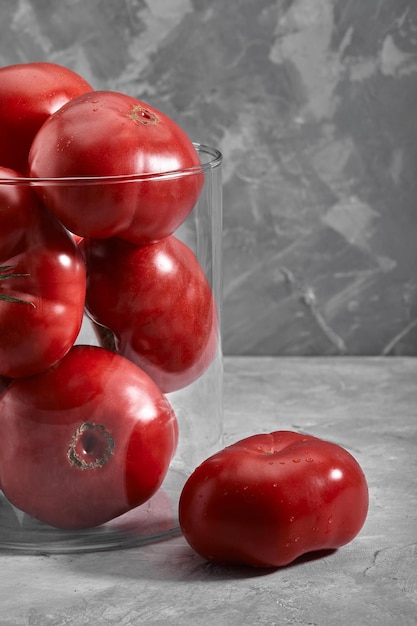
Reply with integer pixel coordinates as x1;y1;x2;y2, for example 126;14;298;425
0;265;36;307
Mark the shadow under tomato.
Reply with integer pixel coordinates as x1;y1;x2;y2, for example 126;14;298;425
48;533;339;585
191;547;338;580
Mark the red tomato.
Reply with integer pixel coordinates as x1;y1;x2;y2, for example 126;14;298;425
28;90;203;244
179;431;369;568
81;235;219;393
0;376;11;394
0;166;86;378
0;62;92;174
0;345;178;529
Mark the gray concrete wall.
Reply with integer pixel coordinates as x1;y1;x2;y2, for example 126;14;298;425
1;0;417;355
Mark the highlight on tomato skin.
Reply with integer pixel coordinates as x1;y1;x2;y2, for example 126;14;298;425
178;431;369;568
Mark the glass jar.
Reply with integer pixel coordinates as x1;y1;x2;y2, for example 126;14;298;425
0;144;223;553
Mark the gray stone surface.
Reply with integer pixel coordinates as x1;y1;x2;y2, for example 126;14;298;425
0;356;416;625
1;1;417;355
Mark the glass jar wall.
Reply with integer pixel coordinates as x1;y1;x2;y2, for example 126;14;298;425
0;144;223;553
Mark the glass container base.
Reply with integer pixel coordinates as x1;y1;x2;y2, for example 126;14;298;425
0;469;187;554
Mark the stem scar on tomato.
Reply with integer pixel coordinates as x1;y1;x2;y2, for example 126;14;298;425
67;422;115;470
0;265;36;307
127;105;159;125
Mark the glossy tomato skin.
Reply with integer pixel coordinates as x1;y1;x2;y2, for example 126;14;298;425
28;90;203;244
179;431;369;568
81;235;218;393
0;345;178;529
0;167;86;378
0;62;92;174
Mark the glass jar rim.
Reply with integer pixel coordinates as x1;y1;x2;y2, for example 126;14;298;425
0;142;222;186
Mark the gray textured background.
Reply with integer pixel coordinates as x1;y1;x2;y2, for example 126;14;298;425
1;0;417;356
